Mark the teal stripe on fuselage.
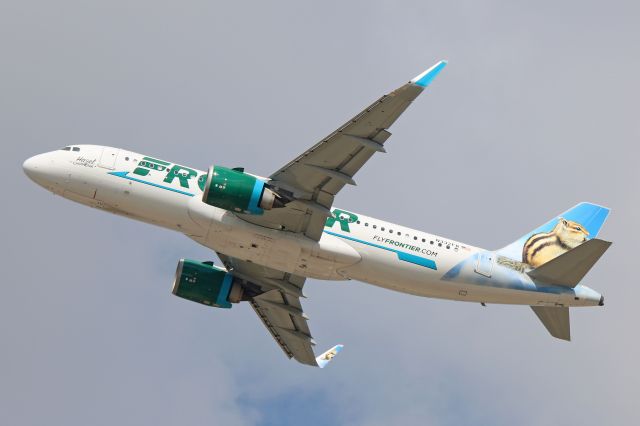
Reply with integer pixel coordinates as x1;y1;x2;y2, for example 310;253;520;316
323;230;437;270
109;171;195;197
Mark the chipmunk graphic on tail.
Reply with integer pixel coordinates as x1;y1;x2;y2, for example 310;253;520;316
522;218;589;268
497;202;610;268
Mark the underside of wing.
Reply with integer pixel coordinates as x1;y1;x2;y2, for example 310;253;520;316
239;61;448;240
252;290;316;365
217;254;319;366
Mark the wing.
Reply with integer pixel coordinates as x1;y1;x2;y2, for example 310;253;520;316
218;253;333;366
239;60;448;240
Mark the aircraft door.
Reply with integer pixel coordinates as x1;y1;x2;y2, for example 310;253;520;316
98;147;120;169
475;251;494;277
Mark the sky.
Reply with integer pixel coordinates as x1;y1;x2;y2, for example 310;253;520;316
1;0;639;425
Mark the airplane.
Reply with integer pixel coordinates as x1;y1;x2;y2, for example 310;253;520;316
22;60;612;368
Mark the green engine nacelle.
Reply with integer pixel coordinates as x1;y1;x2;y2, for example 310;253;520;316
172;259;243;308
202;165;277;215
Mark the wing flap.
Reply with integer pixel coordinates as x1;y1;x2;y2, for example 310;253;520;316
251;290;317;366
217;254;322;366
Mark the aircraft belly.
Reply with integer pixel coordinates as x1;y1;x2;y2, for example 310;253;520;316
302;234;362;279
190;211;359;280
217;229;302;273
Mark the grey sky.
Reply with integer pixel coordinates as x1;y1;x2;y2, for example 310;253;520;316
2;0;638;425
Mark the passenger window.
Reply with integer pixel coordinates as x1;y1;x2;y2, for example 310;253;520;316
381;227;385;231
373;225;377;229
365;223;369;227
414;236;418;240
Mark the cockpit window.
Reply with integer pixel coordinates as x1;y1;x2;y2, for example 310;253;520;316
61;147;71;151
72;147;80;152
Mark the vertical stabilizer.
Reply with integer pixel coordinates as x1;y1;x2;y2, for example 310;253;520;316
497;202;610;268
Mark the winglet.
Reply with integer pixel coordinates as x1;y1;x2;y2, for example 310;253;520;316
410;60;448;87
315;344;344;368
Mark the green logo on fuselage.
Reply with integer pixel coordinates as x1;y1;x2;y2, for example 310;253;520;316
325;209;358;232
133;157;207;191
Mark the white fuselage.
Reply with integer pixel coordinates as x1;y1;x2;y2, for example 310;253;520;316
23;145;603;308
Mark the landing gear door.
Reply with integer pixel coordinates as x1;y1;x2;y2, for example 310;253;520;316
475;251;494;278
98;147;119;170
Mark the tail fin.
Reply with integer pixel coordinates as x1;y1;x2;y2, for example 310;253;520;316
497;202;610;267
531;306;571;341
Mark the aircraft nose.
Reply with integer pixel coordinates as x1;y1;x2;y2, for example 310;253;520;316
23;154;46;182
23;153;62;191
23;156;37;177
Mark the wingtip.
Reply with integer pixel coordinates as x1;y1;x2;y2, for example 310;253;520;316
410;60;448;87
315;344;344;368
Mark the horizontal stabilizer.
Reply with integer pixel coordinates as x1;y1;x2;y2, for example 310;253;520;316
527;239;612;287
531;306;570;341
315;344;344;368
